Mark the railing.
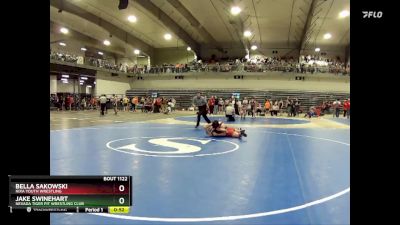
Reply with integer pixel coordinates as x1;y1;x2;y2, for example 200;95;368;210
50;53;350;76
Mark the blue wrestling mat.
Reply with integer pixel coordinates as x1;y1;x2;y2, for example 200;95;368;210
50;120;349;225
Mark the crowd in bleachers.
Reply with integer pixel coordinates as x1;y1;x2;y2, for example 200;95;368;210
50;50;349;76
186;55;349;75
50;51;83;64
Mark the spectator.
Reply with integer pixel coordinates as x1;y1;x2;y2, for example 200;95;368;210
111;95;118;115
304;106;316;118
208;96;215;115
122;96;129;111
271;102;279;116
278;99;284;116
154;97;162;113
343;98;350;119
333;99;341;118
286;97;292;117
81;98;86;111
264;99;271;116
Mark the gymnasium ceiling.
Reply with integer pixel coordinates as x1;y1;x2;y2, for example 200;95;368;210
50;0;350;57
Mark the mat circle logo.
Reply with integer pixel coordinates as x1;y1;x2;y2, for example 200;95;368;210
106;137;239;158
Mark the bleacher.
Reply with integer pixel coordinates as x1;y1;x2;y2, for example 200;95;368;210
126;89;349;111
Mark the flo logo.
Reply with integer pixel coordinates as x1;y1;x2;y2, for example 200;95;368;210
106;137;239;157
362;11;383;18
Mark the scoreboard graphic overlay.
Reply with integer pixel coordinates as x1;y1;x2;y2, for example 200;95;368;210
8;175;132;213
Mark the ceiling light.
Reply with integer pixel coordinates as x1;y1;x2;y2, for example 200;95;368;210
87;85;92;88
134;49;140;55
244;30;252;37
61;74;69;78
59;42;66;46
98;52;103;55
61;78;68;81
230;6;241;15
164;33;172;40
60;27;69;34
81;47;87;51
315;48;321;52
323;33;332;39
251;45;257;50
80;77;88;80
187;47;191;51
339;10;350;18
103;40;111;46
94;82;96;84
128;15;137;23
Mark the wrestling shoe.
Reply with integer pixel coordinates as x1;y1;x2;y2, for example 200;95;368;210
240;129;247;137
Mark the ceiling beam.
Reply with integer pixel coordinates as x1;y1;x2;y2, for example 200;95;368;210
299;0;318;53
166;0;218;45
50;21;126;57
50;0;154;58
134;0;200;53
224;0;248;54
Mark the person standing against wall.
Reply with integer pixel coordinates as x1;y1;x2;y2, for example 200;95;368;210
192;92;211;128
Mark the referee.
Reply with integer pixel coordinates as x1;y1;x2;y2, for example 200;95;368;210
192;92;211;128
99;94;107;116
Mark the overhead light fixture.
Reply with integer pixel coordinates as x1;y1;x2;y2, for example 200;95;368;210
103;40;111;46
164;33;172;40
87;85;92;88
60;27;69;34
59;42;66;46
80;83;84;86
187;47;191;51
230;6;241;15
244;30;252;37
134;49;140;55
323;33;332;39
98;51;104;55
315;48;321;52
251;45;258;50
94;81;96;84
128;15;137;23
81;47;87;51
339;10;350;18
61;74;69;78
80;77;88;80
61;78;68;81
